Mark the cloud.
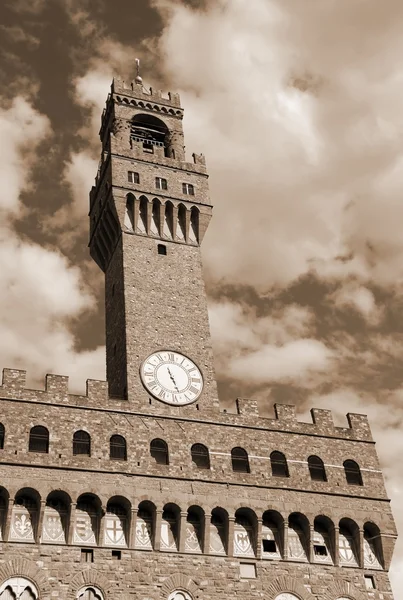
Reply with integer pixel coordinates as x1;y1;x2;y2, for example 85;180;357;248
209;301;331;385
0;25;40;49
0;97;50;216
0;95;105;392
151;0;403;292
7;0;46;14
326;281;384;325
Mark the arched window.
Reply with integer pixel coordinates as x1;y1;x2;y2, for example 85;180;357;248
313;516;334;564
74;494;100;546
231;447;250;473
160;503;179;551
29;425;49;453
138;196;148;233
343;459;363;485
363;522;383;569
189;207;199;243
77;586;104;600
233;508;256;557
0;578;39;600
185;506;204;553
10;491;39;542
270;451;289;477
163;201;174;238
73;431;91;456
168;591;193;600
124;194;135;230
135;500;155;549
288;512;309;561
191;444;210;469
150;199;161;236
176;204;186;241
0;423;4;449
339;518;359;566
209;507;227;555
104;499;128;547
150;438;169;465
110;435;127;460
262;510;283;559
308;455;327;482
42;492;69;544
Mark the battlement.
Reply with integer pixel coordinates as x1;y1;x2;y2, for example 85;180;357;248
112;77;182;108
0;369;373;441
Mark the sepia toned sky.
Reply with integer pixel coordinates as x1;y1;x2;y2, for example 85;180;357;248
1;0;403;590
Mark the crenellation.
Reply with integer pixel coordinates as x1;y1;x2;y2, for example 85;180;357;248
1;368;26;392
274;403;296;422
112;78;182;108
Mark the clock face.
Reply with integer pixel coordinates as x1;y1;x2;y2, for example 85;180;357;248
140;350;204;405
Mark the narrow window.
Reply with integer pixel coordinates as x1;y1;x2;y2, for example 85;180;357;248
270;451;289;477
80;548;93;563
0;423;4;449
364;575;376;590
308;455;327;481
150;438;169;465
29;425;49;453
231;447;250;473
128;171;139;184
191;444;210;469
344;459;363;486
158;244;167;255
110;435;127;460
182;183;195;196
73;430;91;457
155;177;168;191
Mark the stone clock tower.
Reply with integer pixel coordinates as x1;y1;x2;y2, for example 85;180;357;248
89;75;219;415
0;73;396;600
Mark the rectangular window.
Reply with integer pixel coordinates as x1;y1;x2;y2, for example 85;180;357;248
182;182;195;195
364;575;375;590
112;550;121;560
143;142;154;153
156;177;168;191
314;544;328;556
262;539;276;553
239;562;256;579
81;549;93;563
128;171;139;184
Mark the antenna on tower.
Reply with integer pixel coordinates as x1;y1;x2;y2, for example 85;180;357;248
135;58;143;85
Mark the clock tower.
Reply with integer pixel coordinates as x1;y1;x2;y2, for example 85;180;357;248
89;75;219;415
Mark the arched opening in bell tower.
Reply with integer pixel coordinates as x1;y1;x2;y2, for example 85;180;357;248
130;114;173;157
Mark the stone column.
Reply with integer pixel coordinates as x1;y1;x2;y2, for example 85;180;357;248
203;513;211;555
98;506;106;546
256;519;263;559
67;503;77;545
358;528;364;568
36;500;46;543
282;523;289;560
129;508;137;549
154;509;163;551
308;525;314;563
227;517;235;557
179;511;188;553
333;526;340;566
3;498;14;541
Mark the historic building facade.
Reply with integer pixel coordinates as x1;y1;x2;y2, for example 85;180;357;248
0;76;397;600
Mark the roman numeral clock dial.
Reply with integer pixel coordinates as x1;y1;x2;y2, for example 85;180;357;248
140;351;204;405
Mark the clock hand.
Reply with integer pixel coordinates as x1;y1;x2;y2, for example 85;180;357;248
167;367;180;393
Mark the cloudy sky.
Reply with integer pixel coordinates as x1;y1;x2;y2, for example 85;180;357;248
1;0;403;591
